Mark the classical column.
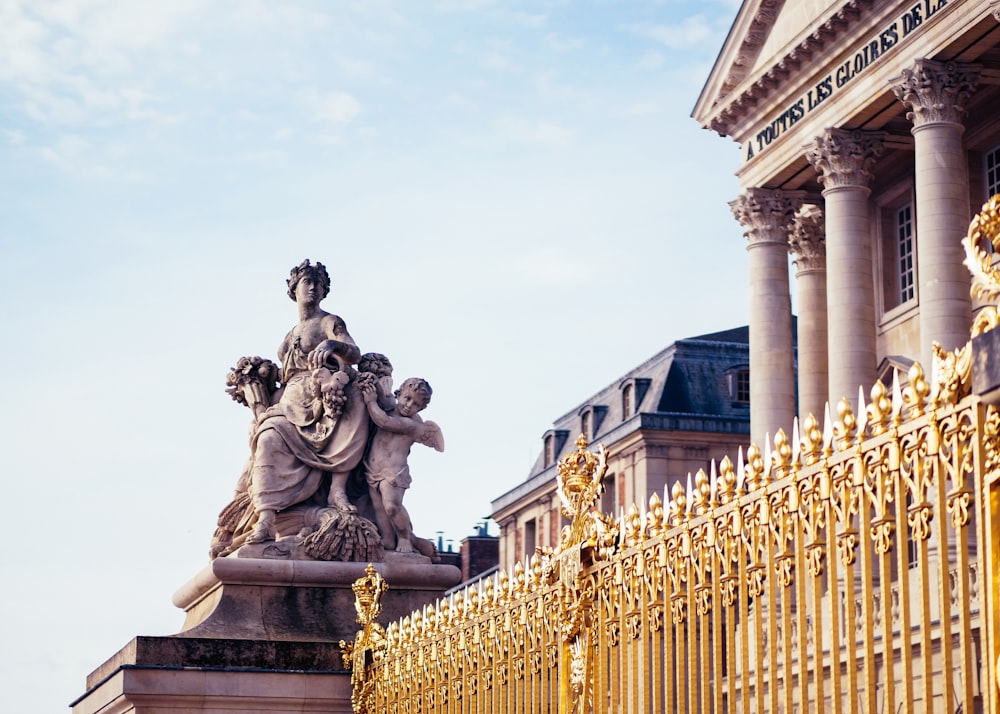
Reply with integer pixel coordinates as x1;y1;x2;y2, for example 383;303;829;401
805;129;884;408
730;188;805;446
788;204;828;422
891;59;981;370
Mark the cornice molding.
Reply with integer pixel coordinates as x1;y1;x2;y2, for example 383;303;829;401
707;0;872;136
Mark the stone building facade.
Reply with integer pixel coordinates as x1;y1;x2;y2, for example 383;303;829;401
693;0;1000;445
491;327;756;570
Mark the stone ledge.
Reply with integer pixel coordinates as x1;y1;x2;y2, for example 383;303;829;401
73;656;352;714
83;636;348;692
172;556;461;642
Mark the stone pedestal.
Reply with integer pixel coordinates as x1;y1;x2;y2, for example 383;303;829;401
72;554;462;713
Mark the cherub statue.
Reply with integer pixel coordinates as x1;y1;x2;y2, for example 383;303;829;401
357;377;444;553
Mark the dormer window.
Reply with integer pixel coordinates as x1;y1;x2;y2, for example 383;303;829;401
581;411;592;441
622;384;635;419
726;366;750;405
541;429;570;468
617;378;649;421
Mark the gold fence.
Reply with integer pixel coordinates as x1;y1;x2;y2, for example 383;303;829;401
345;203;1000;713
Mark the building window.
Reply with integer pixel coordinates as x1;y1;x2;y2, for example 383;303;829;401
622;384;634;419
987;144;1000;199
581;410;592;441
601;473;615;515
896;203;915;304
544;435;555;467
523;518;536;561
879;186;917;314
727;367;750;405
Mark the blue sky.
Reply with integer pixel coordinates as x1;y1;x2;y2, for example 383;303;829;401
0;0;748;709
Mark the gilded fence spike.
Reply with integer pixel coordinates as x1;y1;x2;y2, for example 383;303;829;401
515;562;529;597
694;468;710;515
890;368;904;424
736;445;747;493
527;553;541;590
438;596;451;628
467;585;480;616
800;413;823;465
772;428;792;479
709;459;720;509
822;401;834;456
671;480;688;525
719;455;736;504
625;503;643;546
647;491;665;537
497;567;510;601
791;416;802;466
745;443;764;491
867;379;890;435
903;361;929;418
411;610;423;640
834;397;857;451
856;384;869;438
762;433;773;487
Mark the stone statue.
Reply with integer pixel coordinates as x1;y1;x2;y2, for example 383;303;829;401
210;260;442;562
358;376;444;553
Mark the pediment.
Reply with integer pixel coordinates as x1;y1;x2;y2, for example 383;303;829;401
693;0;872;136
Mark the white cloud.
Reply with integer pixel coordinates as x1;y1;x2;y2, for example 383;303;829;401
544;32;584;52
509;12;546;29
624;16;715;50
495;115;573;147
335;56;377;81
3;128;26;146
637;49;664;70
298;88;362;125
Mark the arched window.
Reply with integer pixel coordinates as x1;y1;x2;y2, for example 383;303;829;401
622;384;635;419
581;410;592;440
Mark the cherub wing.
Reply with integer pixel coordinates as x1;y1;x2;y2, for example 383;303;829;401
417;420;445;452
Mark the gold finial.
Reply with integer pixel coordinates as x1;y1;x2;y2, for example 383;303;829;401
352;563;388;626
555;433;608;547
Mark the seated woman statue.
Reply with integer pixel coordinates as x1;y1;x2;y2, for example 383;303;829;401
212;259;373;556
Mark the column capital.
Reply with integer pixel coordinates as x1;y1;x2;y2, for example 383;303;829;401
729;188;806;246
805;128;885;190
788;203;825;273
890;59;981;128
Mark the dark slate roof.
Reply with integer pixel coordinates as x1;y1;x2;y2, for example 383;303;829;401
492;325;759;512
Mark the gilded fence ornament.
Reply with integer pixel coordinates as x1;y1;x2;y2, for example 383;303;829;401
718;455;737;504
341;564;389;714
931;341;972;406
547;435;609;713
772;428;793;479
867;379;892;435
903;361;930;418
693;468;712;514
799;413;823;465
834;397;858;451
745;443;765;490
646;491;666;538
963;194;1000;335
670;479;689;525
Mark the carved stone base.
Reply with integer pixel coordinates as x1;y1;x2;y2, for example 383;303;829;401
172;553;462;641
72;557;461;712
71;636;353;713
